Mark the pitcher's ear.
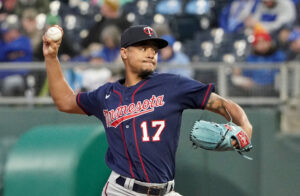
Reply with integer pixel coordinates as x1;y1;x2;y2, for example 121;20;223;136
121;48;127;59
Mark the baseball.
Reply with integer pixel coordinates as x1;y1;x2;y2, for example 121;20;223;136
46;26;62;41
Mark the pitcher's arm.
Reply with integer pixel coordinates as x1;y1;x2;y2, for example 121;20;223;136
43;26;84;114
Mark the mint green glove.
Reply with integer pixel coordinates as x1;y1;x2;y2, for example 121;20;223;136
190;120;253;160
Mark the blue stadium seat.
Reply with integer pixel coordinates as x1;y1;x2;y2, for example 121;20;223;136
122;0;156;25
156;0;182;15
182;30;213;61
168;15;202;41
58;2;99;48
185;0;210;15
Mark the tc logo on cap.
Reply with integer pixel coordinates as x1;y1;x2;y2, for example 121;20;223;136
143;27;154;36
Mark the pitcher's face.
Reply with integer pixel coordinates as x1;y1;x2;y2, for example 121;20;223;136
122;40;159;78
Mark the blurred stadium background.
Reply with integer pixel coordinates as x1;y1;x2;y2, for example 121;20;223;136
0;0;299;195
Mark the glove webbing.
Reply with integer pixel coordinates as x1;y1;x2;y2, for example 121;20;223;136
215;129;229;149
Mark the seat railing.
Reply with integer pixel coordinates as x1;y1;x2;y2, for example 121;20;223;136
0;62;298;106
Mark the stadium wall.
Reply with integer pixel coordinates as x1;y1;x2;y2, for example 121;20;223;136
0;107;299;196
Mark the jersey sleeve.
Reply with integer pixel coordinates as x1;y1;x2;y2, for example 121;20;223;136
76;85;108;116
175;75;215;110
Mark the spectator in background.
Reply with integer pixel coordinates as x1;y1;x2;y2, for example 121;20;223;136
20;8;44;61
152;23;171;37
66;26;123;92
219;0;259;33
0;0;17;19
20;8;50;96
89;25;122;64
14;0;49;17
285;28;300;61
65;43;112;92
81;0;132;50
245;0;296;34
158;34;193;78
278;27;293;50
0;15;33;96
231;27;286;96
0;15;32;62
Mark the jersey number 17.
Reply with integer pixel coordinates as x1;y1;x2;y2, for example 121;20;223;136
140;120;166;142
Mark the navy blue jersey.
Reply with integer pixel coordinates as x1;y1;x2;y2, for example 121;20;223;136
76;72;215;183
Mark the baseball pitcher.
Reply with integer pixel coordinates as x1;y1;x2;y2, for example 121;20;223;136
43;25;253;196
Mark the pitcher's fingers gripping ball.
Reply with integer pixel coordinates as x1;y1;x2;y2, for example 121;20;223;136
43;25;64;57
46;25;63;41
190;120;253;160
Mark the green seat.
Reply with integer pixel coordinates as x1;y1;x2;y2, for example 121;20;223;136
4;124;110;196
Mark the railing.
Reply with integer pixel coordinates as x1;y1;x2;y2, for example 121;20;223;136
0;62;299;106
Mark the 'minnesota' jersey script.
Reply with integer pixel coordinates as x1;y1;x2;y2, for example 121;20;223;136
76;72;215;183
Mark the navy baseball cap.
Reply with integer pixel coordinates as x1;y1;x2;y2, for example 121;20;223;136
121;25;168;49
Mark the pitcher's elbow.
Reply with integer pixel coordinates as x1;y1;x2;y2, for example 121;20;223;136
54;100;72;113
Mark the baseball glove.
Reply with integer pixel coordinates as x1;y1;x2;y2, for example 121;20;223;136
190;120;253;160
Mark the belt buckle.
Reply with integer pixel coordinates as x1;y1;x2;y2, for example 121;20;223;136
147;186;151;195
147;186;163;196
